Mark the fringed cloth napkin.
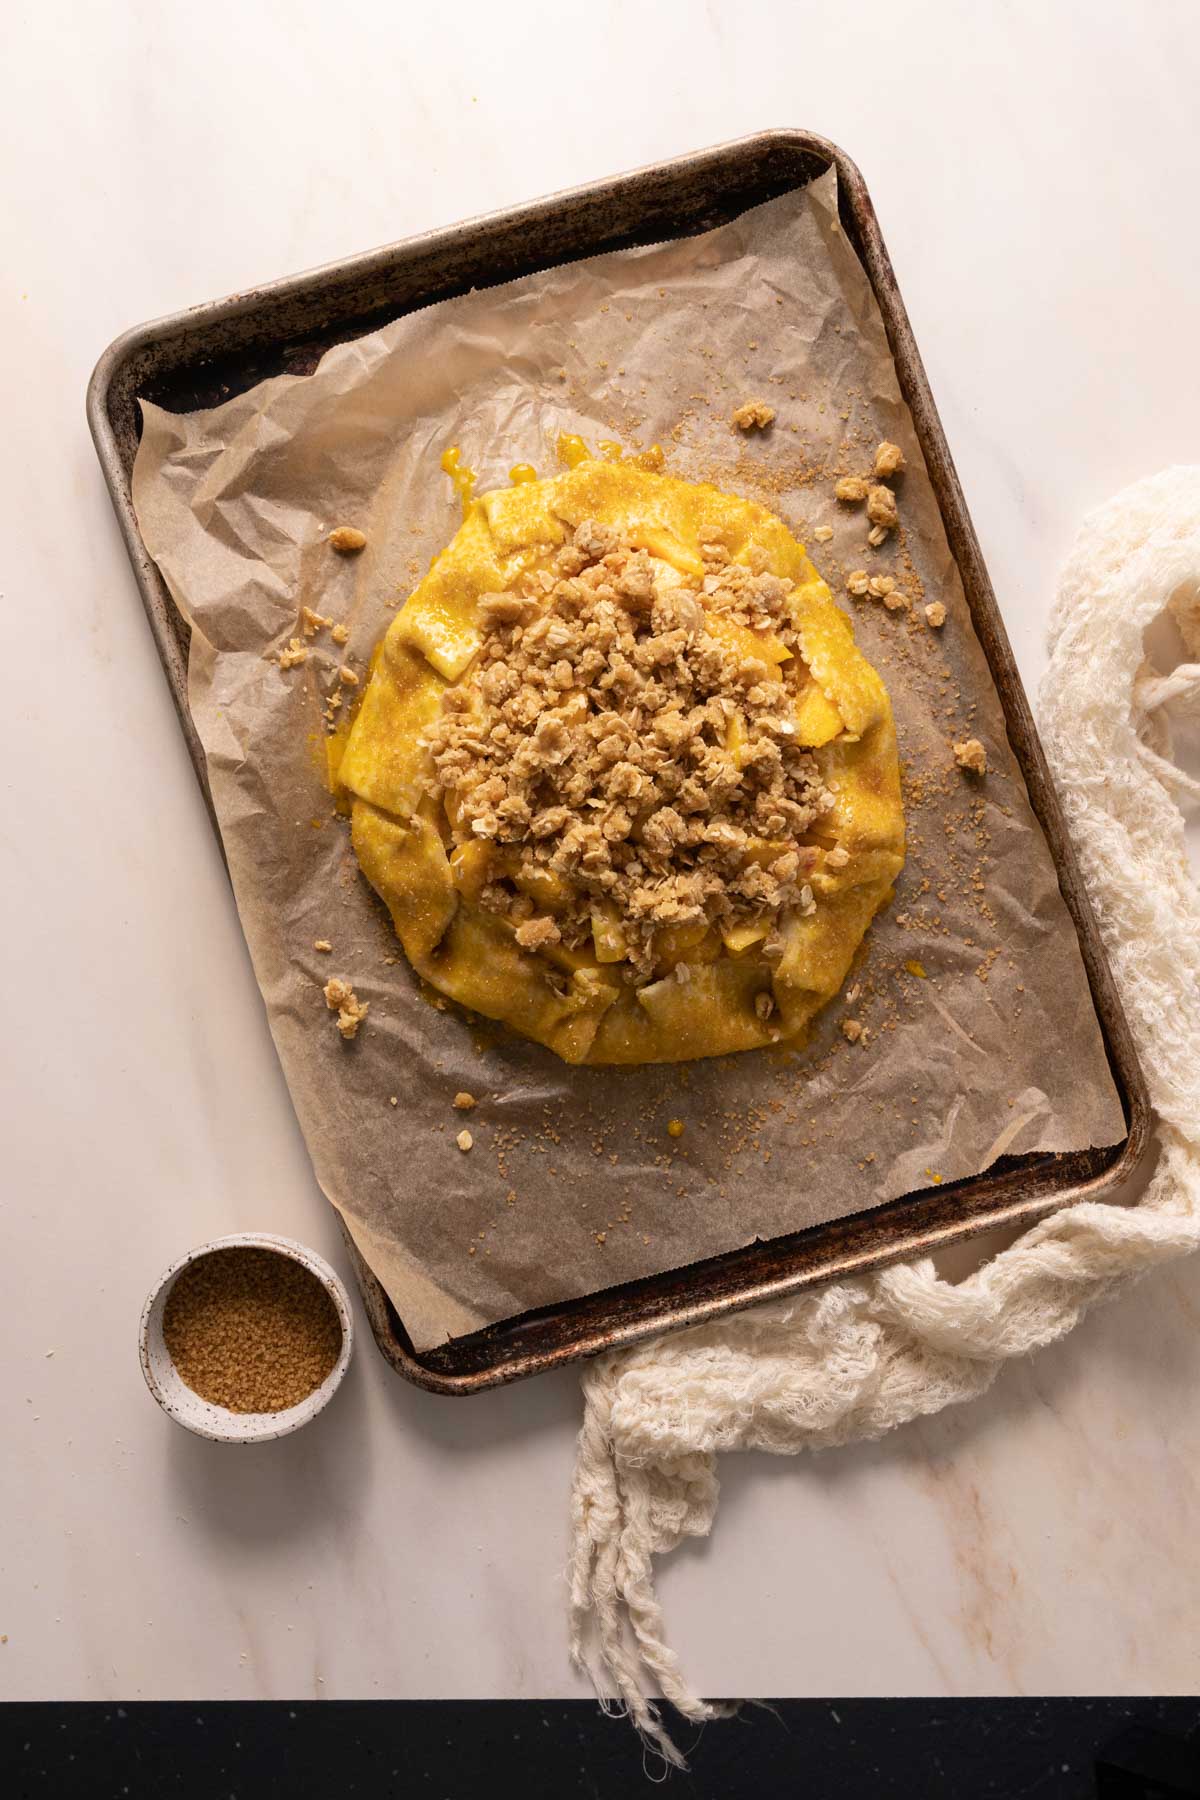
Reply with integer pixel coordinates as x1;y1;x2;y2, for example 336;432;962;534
568;467;1200;1766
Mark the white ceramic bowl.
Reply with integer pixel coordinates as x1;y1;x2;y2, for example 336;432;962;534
139;1232;354;1443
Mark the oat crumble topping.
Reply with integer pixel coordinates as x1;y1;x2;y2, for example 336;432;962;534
924;601;947;629
873;441;906;479
277;638;308;670
731;400;776;432
453;1091;477;1111
323;976;369;1039
835;476;869;504
866;485;898;531
301;607;332;637
953;738;987;776
328;526;367;554
421;521;838;983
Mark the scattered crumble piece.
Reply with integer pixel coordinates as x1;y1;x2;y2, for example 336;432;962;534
904;960;928;979
331;622;350;645
924;602;947;629
883;589;909;613
731;400;775;432
277;638;308;670
453;1091;477;1111
954;738;988;776
667;1118;685;1138
812;525;834;543
313;938;332;953
842;1019;863;1043
866;485;898;530
300;607;332;637
338;665;359;688
594;1230;607;1246
873;441;906;479
825;845;850;869
328;526;367;554
835;475;869;504
323;977;369;1039
456;1129;473;1152
867;575;895;599
867;525;888;548
389;1095;398;1106
846;569;870;596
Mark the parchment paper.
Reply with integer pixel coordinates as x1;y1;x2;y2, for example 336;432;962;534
132;170;1125;1351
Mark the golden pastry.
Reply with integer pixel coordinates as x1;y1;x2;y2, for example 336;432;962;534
338;459;904;1064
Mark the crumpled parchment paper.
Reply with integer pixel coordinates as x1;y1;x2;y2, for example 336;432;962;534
131;168;1125;1350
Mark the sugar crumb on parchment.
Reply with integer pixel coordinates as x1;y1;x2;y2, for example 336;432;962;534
453;1091;477;1111
842;1018;863;1043
337;665;359;688
328;526;367;554
456;1129;474;1153
331;622;350;645
277;638;308;670
300;607;332;637
953;738;988;776
323;977;369;1039
846;569;870;596
924;601;947;629
313;938;332;953
812;525;834;542
731;400;775;432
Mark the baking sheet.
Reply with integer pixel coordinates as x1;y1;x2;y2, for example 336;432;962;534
131;168;1125;1351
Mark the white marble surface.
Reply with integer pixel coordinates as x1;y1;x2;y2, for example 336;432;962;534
3;0;1199;1703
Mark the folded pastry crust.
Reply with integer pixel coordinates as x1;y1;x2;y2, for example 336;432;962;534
338;460;905;1064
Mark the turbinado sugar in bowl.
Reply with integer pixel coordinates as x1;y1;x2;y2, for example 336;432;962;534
162;1247;342;1413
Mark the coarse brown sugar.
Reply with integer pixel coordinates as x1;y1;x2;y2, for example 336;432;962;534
162;1248;342;1414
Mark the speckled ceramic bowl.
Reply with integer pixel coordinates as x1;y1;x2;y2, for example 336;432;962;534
139;1232;354;1443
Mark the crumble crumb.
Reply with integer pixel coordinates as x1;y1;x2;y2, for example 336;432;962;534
338;665;359;688
277;638;308;670
456;1129;474;1152
330;622;350;645
389;1095;398;1106
842;1018;863;1042
835;476;869;504
954;738;988;776
866;485;898;530
883;589;909;613
846;569;870;596
812;525;834;543
667;1119;685;1138
825;845;850;869
924;602;947;628
323;977;369;1039
731;400;775;432
313;938;332;953
867;575;895;599
873;441;906;479
300;607;332;637
867;525;888;548
453;1091;477;1111
328;526;367;554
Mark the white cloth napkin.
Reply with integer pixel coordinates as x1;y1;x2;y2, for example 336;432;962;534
567;468;1200;1766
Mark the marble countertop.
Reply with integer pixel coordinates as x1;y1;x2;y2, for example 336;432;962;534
3;0;1198;1703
